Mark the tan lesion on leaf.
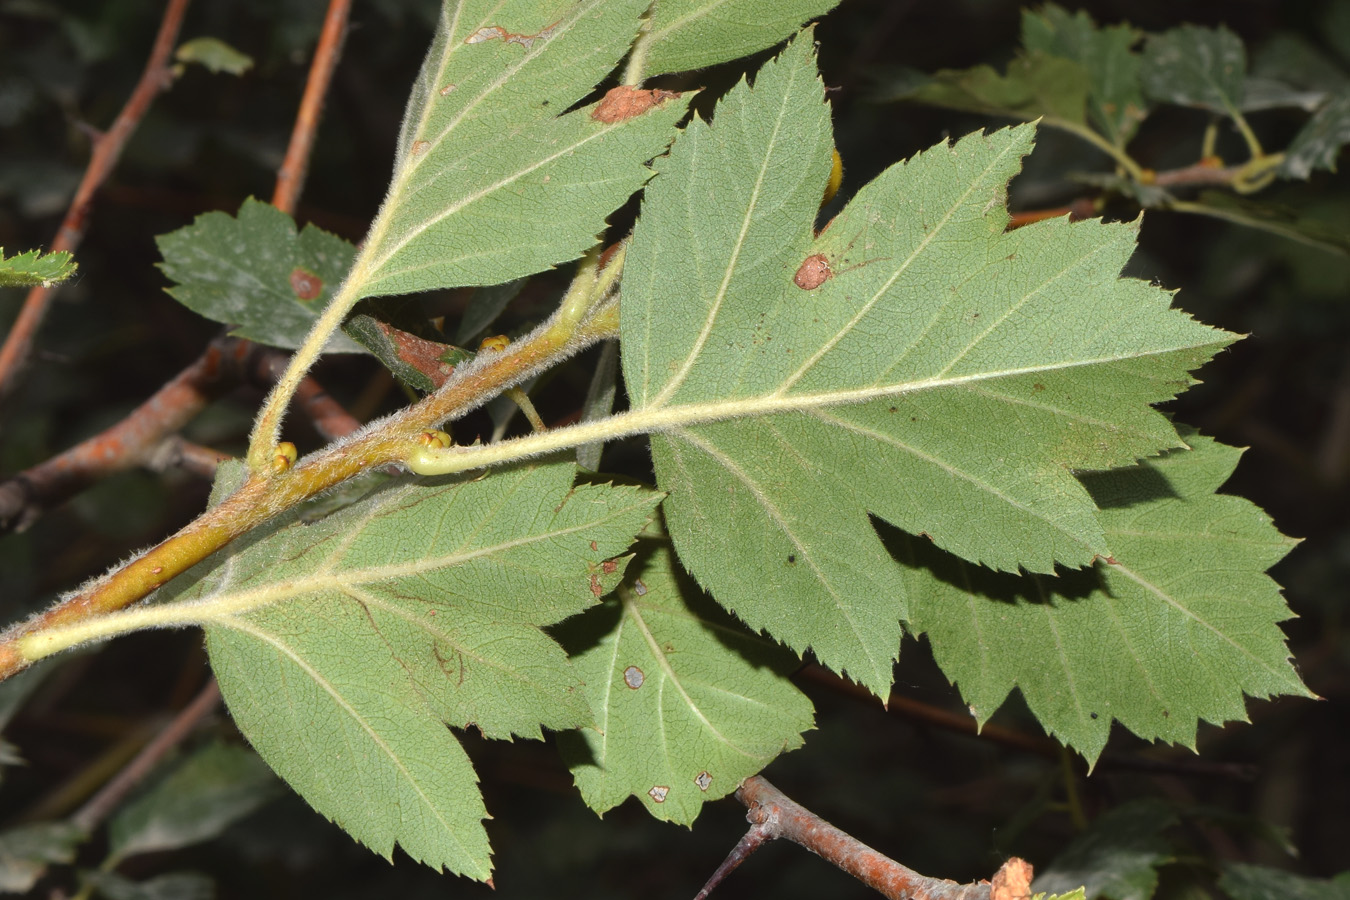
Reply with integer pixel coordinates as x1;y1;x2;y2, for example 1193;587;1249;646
591;87;684;124
464;18;562;49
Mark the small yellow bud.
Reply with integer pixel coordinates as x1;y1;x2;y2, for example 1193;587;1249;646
417;430;453;450
271;442;298;473
822;148;844;207
478;334;510;353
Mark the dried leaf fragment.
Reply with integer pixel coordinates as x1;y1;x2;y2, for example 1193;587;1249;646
591;86;684;124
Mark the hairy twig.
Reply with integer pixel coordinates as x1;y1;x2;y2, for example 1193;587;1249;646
0;0;193;401
695;775;1025;900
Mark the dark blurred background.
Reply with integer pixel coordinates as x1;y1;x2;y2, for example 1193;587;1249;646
1;1;1345;897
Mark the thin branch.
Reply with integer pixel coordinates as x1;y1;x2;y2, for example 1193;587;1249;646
69;679;221;834
0;0;192;401
272;0;352;215
693;821;772;900
0;336;258;535
699;776;1022;900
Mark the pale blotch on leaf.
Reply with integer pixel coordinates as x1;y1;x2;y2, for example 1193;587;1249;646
464;20;560;49
648;785;669;803
439;83;456;96
623;666;644;689
289;267;322;301
412;140;431;155
695;771;712;792
632;579;648;596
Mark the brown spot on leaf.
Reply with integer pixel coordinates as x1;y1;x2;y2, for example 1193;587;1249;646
591;86;683;124
695;771;712;791
589;574;603;597
793;253;832;290
465;18;560;49
602;559;618;574
590;540;599;551
623;666;644;689
289;267;322;301
439;83;456;96
648;785;669;803
412;140;430;155
374;323;461;389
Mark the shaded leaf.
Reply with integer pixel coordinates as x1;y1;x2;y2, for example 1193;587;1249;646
1184;191;1350;256
643;0;841;77
82;870;215;900
622;36;1231;695
174;36;254;75
1021;5;1147;145
1281;89;1350;179
164;461;660;877
455;279;527;344
1034;799;1178;900
0;246;76;288
1219;863;1350;900
904;433;1309;763
1141;25;1246;116
886;52;1089;126
559;541;813;824
108;742;283;861
0;823;85;893
354;0;689;298
156;198;361;352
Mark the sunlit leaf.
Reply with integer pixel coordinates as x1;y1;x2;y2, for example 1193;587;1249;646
904;433;1309;763
353;0;689;298
621;35;1231;695
163;461;660;877
174;36;254;75
642;0;841;76
559;540;813;824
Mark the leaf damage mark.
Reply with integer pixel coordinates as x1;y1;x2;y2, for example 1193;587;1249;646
464;19;561;49
623;665;644;689
289;267;322;300
633;579;648;596
590;573;604;597
793;253;832;290
695;771;712;791
591;86;683;124
648;785;669;803
602;559;618;574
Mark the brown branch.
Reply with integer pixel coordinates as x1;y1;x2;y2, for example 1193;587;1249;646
272;0;352;215
0;0;193;401
1150;158;1242;189
695;776;1024;900
0;336;258;535
69;679;221;834
1007;198;1097;230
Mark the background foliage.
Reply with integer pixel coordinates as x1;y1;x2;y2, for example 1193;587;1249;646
1;0;1347;897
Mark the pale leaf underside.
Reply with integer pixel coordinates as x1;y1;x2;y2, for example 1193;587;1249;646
357;0;690;298
621;35;1233;695
904;434;1307;763
162;461;660;877
560;541;813;824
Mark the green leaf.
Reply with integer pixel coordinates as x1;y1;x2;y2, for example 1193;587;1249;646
82;870;215;900
1141;25;1247;116
156;198;362;352
888;52;1090;126
1281;89;1350;179
904;433;1309;763
1021;5;1147;145
108;742;283;861
0;246;76;288
642;0;841;77
1219;863;1350;900
0;822;85;893
1034;799;1178;900
558;540;813;824
165;461;659;877
174;36;254;75
622;36;1231;695
1183;191;1350;256
352;0;690;298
